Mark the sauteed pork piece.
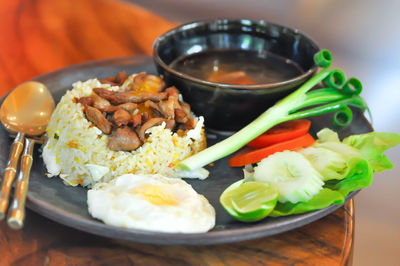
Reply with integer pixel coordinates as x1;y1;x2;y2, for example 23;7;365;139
113;109;132;127
107;91;167;104
175;108;189;123
93;87;167;104
92;92;111;110
144;100;163;117
138;117;166;141
158;97;175;120
101;103;138;113
107;127;142;151
76;93;111;110
165;119;176;130
118;103;138;112
79;72;197;152
132;114;142;127
84;106;112;134
165;86;191;123
78;96;93;106
99;71;128;86
165;86;179;98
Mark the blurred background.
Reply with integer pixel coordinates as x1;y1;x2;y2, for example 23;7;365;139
126;0;400;264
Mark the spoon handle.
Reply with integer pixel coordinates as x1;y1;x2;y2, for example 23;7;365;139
0;132;25;220
7;138;35;230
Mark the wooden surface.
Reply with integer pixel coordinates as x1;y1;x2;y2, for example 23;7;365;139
0;202;354;265
0;0;354;265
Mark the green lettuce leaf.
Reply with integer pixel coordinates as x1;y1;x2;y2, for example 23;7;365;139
343;132;400;172
299;146;349;181
270;158;372;216
299;128;361;181
324;158;373;195
314;128;362;160
270;188;345;216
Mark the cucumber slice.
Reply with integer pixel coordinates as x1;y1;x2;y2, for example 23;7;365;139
252;150;324;204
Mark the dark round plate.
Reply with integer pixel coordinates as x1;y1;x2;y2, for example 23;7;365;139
0;56;372;245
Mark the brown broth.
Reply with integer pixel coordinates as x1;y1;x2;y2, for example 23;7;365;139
169;50;304;86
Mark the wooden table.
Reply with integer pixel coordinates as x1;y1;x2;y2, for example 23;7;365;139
0;0;354;265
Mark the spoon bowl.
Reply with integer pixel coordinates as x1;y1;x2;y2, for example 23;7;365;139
0;81;55;228
0;81;55;136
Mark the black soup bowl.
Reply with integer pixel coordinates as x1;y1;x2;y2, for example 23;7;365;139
153;19;320;131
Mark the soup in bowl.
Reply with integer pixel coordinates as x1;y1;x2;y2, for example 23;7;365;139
153;19;319;131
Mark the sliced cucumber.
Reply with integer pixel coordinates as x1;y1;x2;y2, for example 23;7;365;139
252;150;324;204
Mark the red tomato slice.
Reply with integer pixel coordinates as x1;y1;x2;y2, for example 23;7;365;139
229;133;315;167
247;119;311;148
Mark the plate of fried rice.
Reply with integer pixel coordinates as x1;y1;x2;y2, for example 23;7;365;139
0;56;368;245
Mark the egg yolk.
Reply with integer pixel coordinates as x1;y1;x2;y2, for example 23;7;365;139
133;184;178;206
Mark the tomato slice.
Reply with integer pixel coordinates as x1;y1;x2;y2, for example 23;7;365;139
247;119;311;148
229;133;315;167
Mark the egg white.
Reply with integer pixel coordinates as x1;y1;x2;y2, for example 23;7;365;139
87;174;215;233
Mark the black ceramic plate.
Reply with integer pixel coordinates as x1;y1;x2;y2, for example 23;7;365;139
0;56;372;245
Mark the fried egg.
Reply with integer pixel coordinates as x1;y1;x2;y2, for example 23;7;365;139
87;174;215;233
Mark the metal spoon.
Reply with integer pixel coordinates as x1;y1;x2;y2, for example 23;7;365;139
0;81;55;229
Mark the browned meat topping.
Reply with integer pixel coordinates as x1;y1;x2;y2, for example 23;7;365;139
78;72;196;151
164;86;191;123
100;105;120;113
113;109;132;127
109;91;167;104
165;86;180;98
117;103;138;113
84;105;112;134
132;113;142;127
93;87;167;105
92;92;111;110
158;97;175;120
144;100;163;117
99;71;128;86
107;127;142;151
141;112;149;123
138;117;166;141
101;103;138;114
78;96;93;106
93;87;118;101
165;119;176;130
175;108;188;123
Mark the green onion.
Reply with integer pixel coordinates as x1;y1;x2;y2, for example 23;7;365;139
177;50;369;172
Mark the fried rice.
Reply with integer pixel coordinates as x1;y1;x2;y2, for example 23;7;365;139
42;74;206;187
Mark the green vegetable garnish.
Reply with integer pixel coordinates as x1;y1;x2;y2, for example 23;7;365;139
220;180;278;222
249;150;324;204
221;129;400;220
270;130;400;217
343;131;400;172
177;50;369;172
